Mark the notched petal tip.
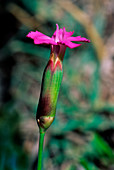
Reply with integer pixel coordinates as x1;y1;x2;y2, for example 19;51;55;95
67;36;90;43
26;31;38;39
87;39;90;43
26;31;32;38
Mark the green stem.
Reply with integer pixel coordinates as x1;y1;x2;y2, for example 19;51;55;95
37;132;45;170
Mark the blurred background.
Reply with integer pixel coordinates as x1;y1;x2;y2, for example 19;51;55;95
0;0;114;169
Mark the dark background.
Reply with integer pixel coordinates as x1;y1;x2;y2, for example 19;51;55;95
0;0;114;169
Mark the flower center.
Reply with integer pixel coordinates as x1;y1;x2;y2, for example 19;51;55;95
54;24;65;43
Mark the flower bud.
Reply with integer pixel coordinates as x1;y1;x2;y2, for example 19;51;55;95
36;51;63;132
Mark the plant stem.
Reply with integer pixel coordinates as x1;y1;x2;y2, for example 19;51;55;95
37;132;45;170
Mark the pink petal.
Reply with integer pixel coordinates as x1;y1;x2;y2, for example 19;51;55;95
52;24;60;42
61;41;82;49
67;36;90;42
52;28;63;41
34;38;57;45
63;29;74;39
52;24;74;42
27;31;57;45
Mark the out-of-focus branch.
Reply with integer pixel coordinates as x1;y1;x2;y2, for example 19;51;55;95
6;3;41;29
56;0;106;61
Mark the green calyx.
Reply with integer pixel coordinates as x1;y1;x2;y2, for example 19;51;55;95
36;57;63;132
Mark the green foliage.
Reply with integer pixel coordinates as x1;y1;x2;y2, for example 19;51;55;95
0;105;28;170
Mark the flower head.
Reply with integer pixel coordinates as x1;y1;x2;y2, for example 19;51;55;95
26;24;90;49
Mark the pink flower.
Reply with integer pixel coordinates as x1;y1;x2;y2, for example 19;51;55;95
26;24;90;49
27;25;90;131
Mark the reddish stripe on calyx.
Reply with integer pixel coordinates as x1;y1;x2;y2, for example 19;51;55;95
49;53;62;72
54;58;62;71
